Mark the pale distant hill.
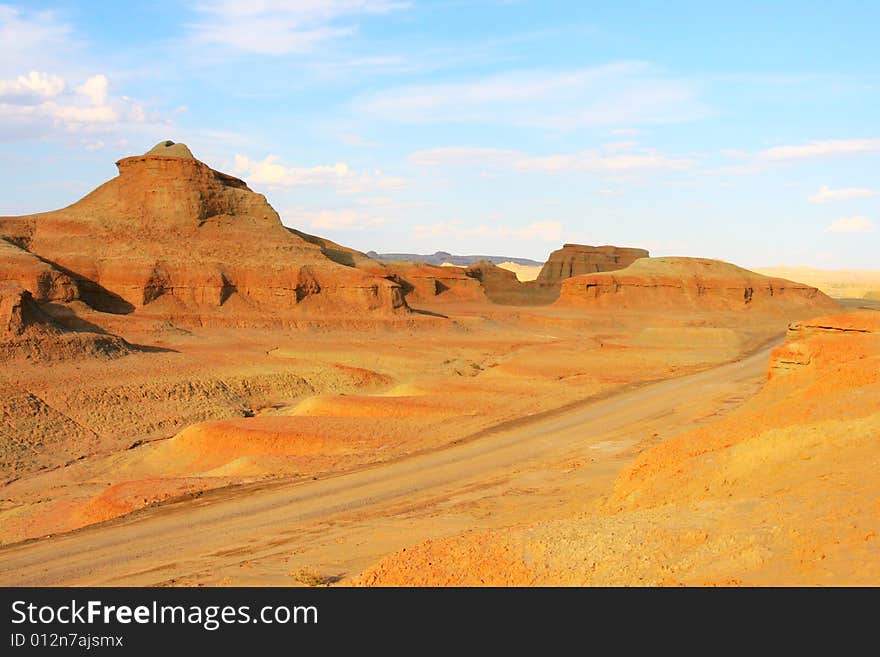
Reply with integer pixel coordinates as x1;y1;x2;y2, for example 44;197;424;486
367;250;544;268
494;261;542;282
756;266;880;300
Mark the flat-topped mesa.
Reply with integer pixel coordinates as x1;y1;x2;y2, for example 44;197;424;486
557;257;841;313
0;141;408;320
536;244;649;284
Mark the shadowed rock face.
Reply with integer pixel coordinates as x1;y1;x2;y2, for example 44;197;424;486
0;284;31;337
536;244;649;284
0;143;407;322
0;283;130;361
0;239;78;302
557;257;841;312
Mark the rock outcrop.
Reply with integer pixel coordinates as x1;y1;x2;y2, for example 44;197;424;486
0;283;129;360
557;257;840;313
383;262;486;304
0;141;407;323
768;312;880;379
464;260;557;305
0;283;31;337
536;244;648;284
0;239;78;302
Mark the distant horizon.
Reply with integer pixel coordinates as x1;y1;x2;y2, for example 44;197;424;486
1;1;878;268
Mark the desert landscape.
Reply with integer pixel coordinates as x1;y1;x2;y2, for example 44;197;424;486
1;3;878;592
0;142;876;587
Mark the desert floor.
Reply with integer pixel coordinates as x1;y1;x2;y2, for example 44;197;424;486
0;298;793;585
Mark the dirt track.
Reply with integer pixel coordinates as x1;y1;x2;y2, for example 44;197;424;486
0;344;776;586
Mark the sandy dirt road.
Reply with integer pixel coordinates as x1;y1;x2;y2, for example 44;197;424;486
0;344;777;586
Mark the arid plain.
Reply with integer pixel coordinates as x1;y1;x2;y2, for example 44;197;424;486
1;143;877;586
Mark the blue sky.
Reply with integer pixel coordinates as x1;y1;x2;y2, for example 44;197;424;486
1;1;878;267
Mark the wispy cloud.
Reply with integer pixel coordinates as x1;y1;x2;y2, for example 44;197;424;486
357;62;707;129
712;138;880;176
410;142;695;174
808;185;877;203
413;220;562;242
0;70;162;143
757;139;880;161
340;133;382;147
189;0;409;55
233;153;407;194
284;207;389;231
824;216;875;233
0;6;76;75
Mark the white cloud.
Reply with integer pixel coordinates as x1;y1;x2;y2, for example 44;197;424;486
233;153;407;194
358;62;707;129
76;74;108;106
190;0;409;55
758;139;880;161
808;185;877;203
712;138;880;176
410;143;695;174
824;216;874;234
233;154;351;186
285;208;388;231
413;220;562;242
0;71;64;100
0;72;159;141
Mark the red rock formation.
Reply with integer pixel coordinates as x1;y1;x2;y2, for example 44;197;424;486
536;244;648;284
0;239;78;302
768;312;880;379
383;262;486;304
0;142;407;322
0;283;129;360
0;283;30;337
557;257;840;313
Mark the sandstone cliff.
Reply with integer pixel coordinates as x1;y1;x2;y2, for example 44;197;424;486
536;244;648;284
